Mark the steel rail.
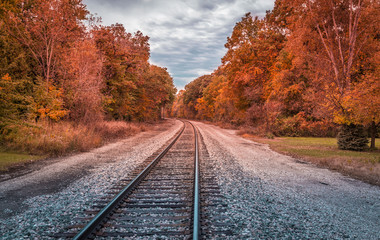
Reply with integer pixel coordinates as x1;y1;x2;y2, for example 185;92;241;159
189;121;200;240
73;121;186;240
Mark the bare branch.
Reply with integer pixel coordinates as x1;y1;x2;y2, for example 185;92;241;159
316;24;341;91
331;0;346;77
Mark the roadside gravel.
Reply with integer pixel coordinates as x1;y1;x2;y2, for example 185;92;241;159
0;119;183;239
193;121;380;239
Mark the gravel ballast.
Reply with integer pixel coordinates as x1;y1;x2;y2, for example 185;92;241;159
193;121;380;239
0;119;379;239
0;119;183;239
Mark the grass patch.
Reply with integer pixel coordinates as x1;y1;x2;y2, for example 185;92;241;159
263;137;380;163
0;151;44;171
241;135;380;186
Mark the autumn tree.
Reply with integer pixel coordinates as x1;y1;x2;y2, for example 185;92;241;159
195;73;226;120
3;0;88;86
222;13;261;123
182;75;211;119
173;0;378;148
136;65;176;121
60;38;104;123
0;1;35;127
93;24;151;120
31;77;67;122
0;74;32;127
221;12;286;125
174;12;286;125
201;69;237;122
343;2;380;149
147;65;176;119
286;0;379;148
342;57;380;148
0;2;31;81
1;0;176;155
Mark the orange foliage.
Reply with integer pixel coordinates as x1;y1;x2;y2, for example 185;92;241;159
173;0;378;139
0;0;177;155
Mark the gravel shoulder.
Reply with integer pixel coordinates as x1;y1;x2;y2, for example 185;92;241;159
193;121;380;239
0;119;182;222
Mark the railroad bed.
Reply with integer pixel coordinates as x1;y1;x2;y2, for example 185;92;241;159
55;121;233;239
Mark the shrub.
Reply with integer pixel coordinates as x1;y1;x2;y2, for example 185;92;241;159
272;112;338;137
265;132;275;139
94;121;143;140
337;124;369;151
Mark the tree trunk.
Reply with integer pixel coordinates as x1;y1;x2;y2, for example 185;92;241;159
370;120;376;149
161;105;165;119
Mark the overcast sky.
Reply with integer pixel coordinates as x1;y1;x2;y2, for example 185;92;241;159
83;0;275;89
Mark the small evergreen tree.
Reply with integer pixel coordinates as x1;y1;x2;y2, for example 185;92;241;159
337;124;369;151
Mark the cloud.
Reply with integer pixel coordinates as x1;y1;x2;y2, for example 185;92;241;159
83;0;275;89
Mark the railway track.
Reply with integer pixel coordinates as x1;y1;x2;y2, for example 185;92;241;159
56;120;233;239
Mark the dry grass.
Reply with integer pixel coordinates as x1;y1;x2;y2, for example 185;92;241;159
240;134;380;186
2;121;100;155
1;120;147;157
94;121;146;141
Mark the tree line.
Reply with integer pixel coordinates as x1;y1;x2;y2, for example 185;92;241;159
172;0;379;150
0;0;176;154
0;0;176;134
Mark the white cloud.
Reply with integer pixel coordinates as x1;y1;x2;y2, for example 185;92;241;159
83;0;275;88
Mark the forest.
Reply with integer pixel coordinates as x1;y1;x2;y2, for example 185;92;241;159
172;0;379;150
0;0;379;156
0;0;176;155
